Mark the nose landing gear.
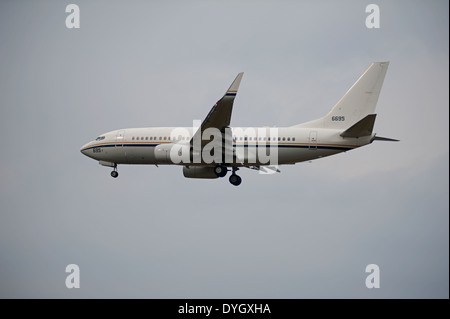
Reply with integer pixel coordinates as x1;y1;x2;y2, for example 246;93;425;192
110;164;118;178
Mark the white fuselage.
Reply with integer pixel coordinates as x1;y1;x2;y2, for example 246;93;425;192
80;126;372;166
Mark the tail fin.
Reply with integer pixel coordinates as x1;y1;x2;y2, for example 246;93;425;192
295;62;389;129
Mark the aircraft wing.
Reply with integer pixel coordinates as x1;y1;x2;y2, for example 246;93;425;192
191;72;244;146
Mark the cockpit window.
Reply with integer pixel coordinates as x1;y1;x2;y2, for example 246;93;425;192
96;136;105;141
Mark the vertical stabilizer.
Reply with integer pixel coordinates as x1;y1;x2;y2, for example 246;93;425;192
295;62;389;129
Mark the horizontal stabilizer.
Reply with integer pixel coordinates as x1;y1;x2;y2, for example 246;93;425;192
372;136;399;142
340;114;376;138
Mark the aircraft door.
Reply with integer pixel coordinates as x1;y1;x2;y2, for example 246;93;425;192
116;130;125;148
309;131;317;150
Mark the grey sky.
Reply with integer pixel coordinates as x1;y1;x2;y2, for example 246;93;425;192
0;1;448;298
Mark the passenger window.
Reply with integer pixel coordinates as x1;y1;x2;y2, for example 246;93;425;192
240;137;243;141
163;137;167;140
132;137;135;140
159;137;162;140
287;137;290;141
282;137;286;141
146;137;148;140
292;137;295;141
244;137;247;141
278;137;281;141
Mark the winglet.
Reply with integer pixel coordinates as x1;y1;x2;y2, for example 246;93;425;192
225;72;244;97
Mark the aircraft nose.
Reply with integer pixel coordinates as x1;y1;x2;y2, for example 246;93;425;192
80;142;91;155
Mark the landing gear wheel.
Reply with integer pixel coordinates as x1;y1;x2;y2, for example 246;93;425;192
214;165;228;178
111;171;119;178
229;174;242;186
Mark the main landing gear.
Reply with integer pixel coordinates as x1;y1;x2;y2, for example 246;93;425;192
214;165;242;186
214;165;228;178
229;173;242;186
110;164;118;178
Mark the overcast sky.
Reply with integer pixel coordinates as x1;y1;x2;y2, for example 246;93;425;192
0;0;448;298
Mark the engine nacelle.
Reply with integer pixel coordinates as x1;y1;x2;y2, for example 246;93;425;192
183;166;218;179
154;143;190;164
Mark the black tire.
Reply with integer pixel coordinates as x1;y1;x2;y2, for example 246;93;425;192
229;174;242;186
214;165;227;178
111;171;119;178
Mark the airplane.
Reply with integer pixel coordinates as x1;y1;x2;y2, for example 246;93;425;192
80;62;398;186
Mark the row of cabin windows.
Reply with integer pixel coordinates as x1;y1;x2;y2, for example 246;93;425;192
233;136;295;142
132;136;189;141
130;136;296;142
